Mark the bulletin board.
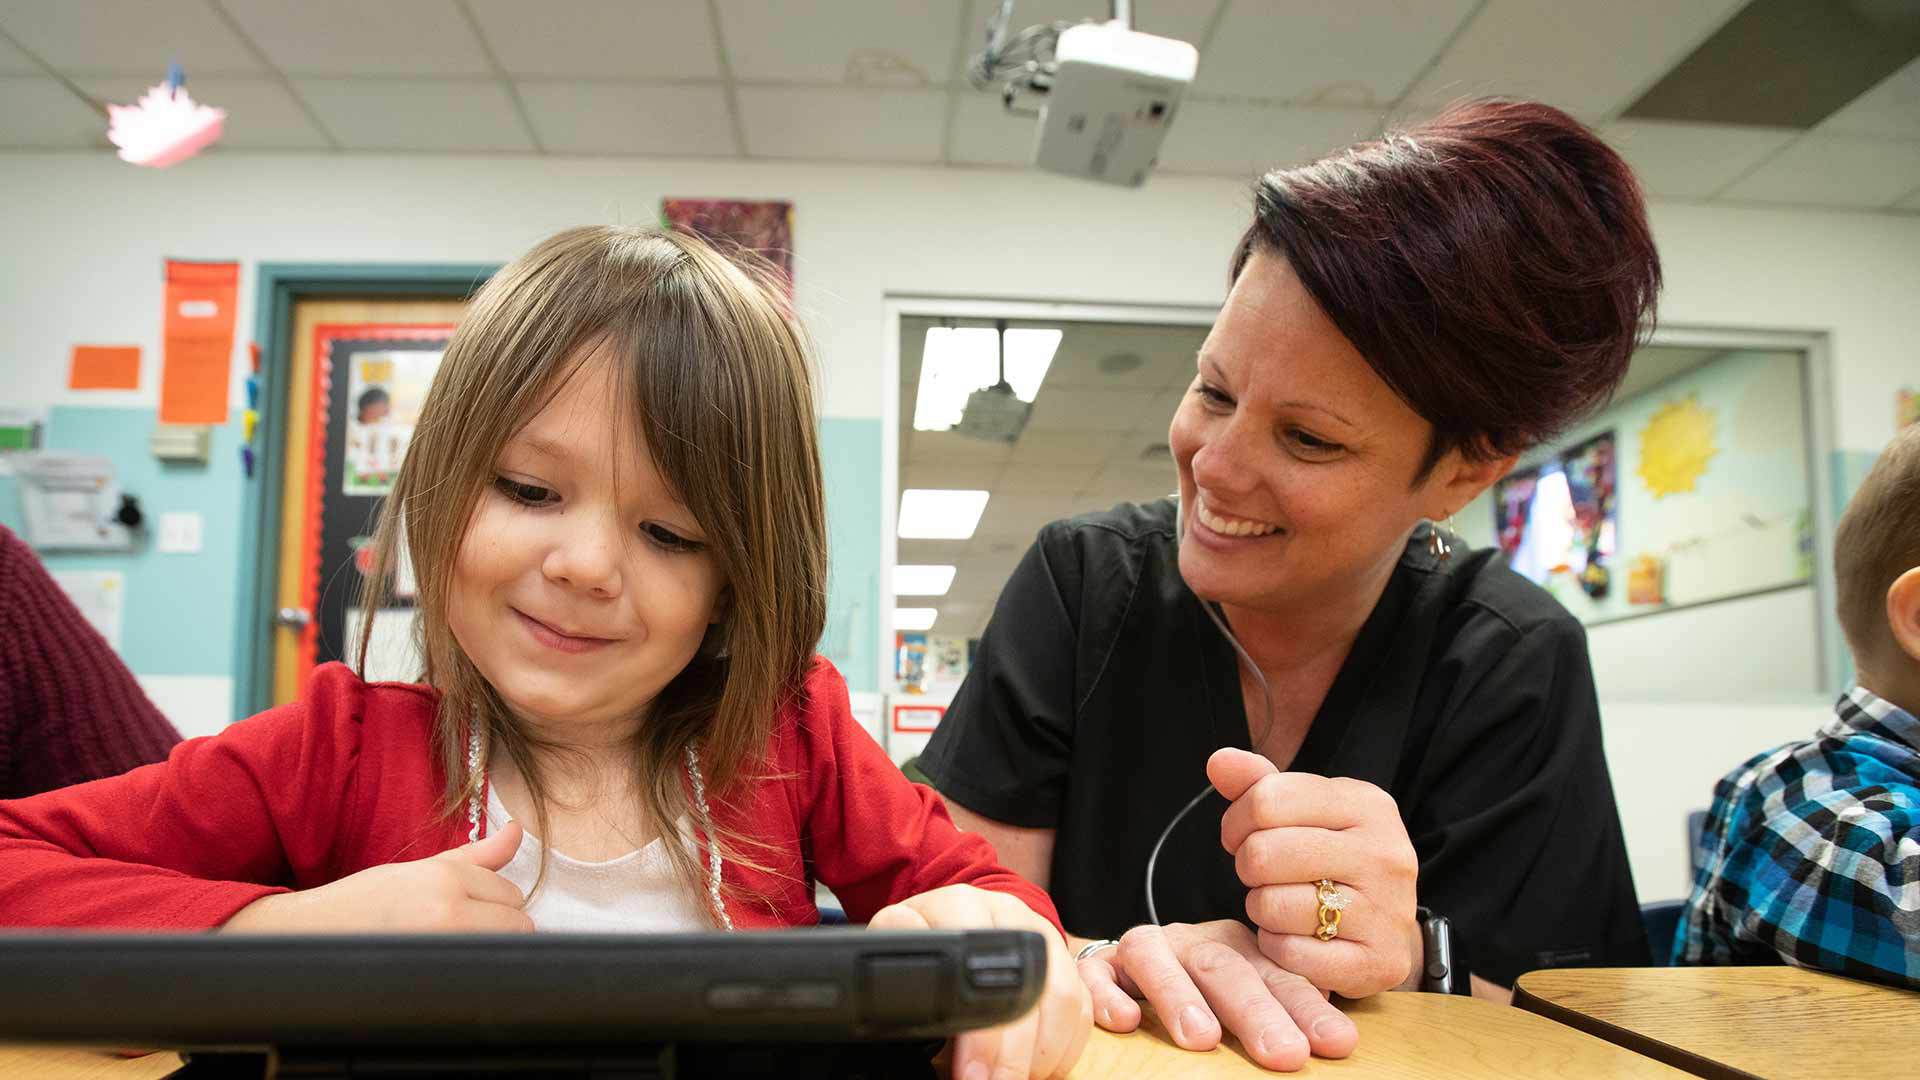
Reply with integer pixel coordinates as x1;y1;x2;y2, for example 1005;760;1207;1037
1473;350;1811;626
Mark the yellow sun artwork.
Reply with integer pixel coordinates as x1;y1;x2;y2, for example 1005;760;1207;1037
1638;394;1719;498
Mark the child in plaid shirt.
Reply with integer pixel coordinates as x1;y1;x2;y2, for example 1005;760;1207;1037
1675;423;1920;988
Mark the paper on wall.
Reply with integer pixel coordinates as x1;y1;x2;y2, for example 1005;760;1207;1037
51;570;125;651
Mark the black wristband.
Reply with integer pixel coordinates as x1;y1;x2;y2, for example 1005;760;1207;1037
1414;906;1469;995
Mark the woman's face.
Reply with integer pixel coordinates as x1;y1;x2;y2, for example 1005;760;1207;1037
1170;250;1495;614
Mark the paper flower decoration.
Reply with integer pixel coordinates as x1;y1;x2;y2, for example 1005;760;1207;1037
107;80;225;168
1637;394;1719;499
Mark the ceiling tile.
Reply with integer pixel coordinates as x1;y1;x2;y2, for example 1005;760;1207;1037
1027;387;1160;433
716;0;960;86
466;0;720;80
1602;120;1798;201
1719;134;1920;209
1009;429;1115;466
1818;56;1920;141
1401;0;1746;118
737;85;944;161
1157;102;1379;176
1193;0;1477;104
83;76;329;148
1041;322;1205;390
988;464;1098;494
903;429;1015;465
517;81;735;156
900;462;1001;491
0;75;105;146
293;78;532;152
0;0;264;75
223;0;492;76
0;28;35;74
947;92;1032;166
971;492;1077;539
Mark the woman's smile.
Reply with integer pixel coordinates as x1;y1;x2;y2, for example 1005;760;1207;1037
511;607;620;655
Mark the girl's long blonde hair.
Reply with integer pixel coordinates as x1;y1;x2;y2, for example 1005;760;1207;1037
354;226;828;917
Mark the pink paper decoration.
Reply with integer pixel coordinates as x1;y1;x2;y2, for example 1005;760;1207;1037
107;80;225;168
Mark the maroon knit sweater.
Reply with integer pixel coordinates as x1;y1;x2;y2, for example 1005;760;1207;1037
0;525;181;797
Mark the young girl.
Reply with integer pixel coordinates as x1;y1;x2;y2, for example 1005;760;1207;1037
0;227;1089;1080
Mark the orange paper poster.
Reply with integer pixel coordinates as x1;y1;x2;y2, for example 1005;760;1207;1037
69;345;142;390
159;259;239;424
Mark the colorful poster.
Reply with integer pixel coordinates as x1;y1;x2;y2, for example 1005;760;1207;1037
159;259;238;424
661;198;794;292
343;349;441;495
1493;431;1618;599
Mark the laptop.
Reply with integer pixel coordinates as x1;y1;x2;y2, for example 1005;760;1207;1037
0;928;1046;1077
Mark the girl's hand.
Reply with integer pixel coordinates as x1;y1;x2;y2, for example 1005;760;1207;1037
1076;919;1355;1072
868;884;1091;1080
1209;749;1421;999
222;823;534;933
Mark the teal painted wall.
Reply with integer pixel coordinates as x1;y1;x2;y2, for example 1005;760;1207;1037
817;417;882;693
0;406;246;682
3;405;885;698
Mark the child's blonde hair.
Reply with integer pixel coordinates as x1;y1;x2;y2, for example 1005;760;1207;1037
1835;422;1920;673
356;226;827;917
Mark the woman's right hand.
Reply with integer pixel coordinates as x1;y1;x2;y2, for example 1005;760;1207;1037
222;822;534;933
1076;919;1358;1072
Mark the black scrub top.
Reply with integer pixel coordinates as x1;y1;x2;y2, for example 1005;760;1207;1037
919;498;1649;986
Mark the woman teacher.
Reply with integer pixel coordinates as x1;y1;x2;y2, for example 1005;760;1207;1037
919;99;1658;1072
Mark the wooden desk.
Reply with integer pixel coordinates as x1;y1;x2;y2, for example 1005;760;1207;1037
1514;966;1919;1080
1;994;1683;1079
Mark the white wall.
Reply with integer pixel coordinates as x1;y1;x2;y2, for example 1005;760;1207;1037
5;149;1920;904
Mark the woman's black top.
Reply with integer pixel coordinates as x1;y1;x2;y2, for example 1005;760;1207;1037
919;498;1649;986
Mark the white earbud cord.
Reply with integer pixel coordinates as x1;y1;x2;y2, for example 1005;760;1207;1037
1144;506;1278;926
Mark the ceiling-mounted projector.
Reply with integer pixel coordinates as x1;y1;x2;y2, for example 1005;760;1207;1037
969;3;1199;188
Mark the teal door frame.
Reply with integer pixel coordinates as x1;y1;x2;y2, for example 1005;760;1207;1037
230;263;499;719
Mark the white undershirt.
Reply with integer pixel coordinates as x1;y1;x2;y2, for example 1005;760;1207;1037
485;785;708;933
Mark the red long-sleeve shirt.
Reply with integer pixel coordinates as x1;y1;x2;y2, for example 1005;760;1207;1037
0;660;1060;935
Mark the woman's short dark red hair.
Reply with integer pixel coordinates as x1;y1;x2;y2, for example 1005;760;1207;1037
1231;99;1661;478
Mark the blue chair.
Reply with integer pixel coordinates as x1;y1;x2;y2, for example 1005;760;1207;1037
1641;808;1714;966
818;904;849;925
1640;900;1684;966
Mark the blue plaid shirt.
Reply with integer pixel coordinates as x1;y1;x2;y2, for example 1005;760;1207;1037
1674;686;1920;988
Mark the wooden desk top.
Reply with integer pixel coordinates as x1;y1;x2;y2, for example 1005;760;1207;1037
1514;966;1919;1080
0;993;1684;1079
1067;991;1685;1078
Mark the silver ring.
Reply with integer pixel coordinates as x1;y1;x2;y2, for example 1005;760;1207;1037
1075;938;1120;963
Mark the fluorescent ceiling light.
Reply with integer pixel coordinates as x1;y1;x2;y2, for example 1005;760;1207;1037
897;489;989;540
895;564;957;597
895;607;938;631
913;327;1062;432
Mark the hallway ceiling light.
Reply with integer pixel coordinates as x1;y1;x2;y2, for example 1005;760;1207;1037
895;607;939;631
912;326;1061;432
897;489;989;539
896;564;958;596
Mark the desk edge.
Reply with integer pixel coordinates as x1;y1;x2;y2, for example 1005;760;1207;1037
1510;978;1760;1080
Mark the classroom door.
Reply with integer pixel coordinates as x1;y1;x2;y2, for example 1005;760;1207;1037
270;298;466;706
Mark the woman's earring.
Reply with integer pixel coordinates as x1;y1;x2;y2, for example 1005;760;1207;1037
1427;517;1453;563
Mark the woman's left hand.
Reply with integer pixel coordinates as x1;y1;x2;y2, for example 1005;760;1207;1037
869;884;1092;1080
1209;748;1421;999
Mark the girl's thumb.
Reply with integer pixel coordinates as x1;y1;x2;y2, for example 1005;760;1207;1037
438;821;523;870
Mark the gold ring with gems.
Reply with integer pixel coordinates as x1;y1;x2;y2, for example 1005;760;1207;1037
1315;878;1349;941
